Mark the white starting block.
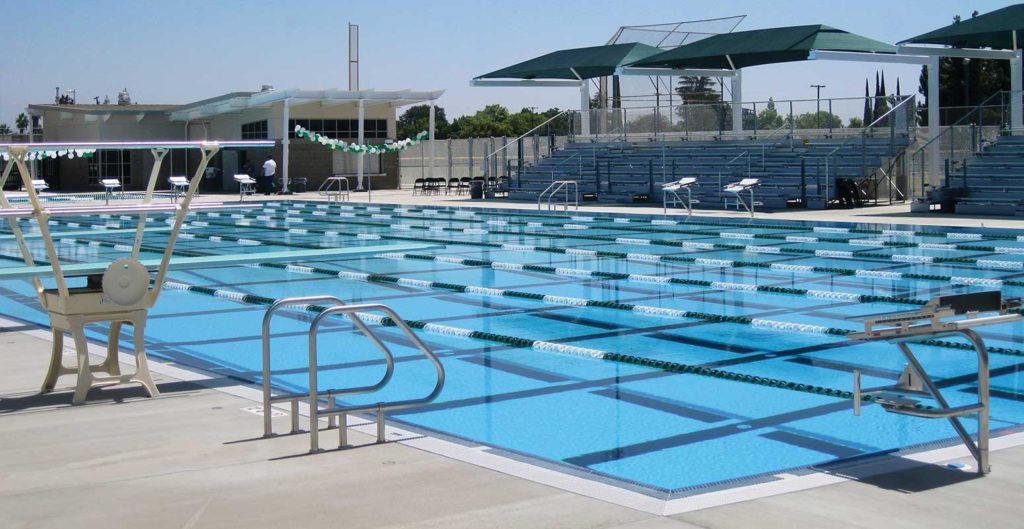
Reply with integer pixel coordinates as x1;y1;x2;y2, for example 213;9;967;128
234;174;257;201
662;177;699;215
100;178;122;205
168;176;189;202
848;291;1022;475
30;179;49;192
723;178;761;217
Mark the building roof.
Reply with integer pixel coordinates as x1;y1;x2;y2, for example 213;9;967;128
168;88;445;121
28;88;445;121
629;24;896;70
899;4;1024;50
475;42;664;81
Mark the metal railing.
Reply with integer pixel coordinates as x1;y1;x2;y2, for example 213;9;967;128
908;90;1015;199
484;109;571;166
317;175;351;203
548;152;583;183
538;180;578;211
261;296;445;452
717;151;750;201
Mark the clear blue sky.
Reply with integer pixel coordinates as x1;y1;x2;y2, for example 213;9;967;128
1;0;1020;128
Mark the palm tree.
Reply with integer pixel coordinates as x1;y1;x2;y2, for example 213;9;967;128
15;113;29;134
0;124;11;135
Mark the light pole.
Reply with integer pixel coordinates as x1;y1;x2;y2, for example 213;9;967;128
811;84;826;129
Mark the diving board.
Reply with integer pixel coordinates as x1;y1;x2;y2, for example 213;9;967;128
0;140;278;405
0;244;439;280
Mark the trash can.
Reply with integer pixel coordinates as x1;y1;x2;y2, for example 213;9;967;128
292;177;307;193
469;180;484;199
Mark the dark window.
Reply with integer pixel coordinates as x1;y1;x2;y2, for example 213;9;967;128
87;150;132;185
287;118;388;140
241;120;268;140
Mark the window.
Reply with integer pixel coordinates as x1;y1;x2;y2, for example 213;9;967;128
87;150;132;185
241;120;268;140
288;119;388;140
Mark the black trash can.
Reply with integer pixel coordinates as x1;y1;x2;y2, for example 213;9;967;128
292;177;307;193
469;179;484;199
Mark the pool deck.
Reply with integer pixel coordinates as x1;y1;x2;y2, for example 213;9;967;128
3;191;1024;528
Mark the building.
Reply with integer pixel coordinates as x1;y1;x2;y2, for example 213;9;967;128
25;87;443;192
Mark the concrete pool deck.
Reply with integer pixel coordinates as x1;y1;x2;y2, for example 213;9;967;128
3;190;1024;528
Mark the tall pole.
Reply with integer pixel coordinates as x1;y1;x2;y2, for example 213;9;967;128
348;23;359;91
811;84;826;129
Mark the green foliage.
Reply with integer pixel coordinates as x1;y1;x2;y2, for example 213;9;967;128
0;123;11;135
756;98;785;130
15;113;29;134
447;105;570;139
397;105;449;140
794;111;843;129
625;111;674;133
847;117;864;128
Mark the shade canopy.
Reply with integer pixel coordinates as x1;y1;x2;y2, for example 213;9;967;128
475;42;664;80
900;5;1024;50
629;24;896;70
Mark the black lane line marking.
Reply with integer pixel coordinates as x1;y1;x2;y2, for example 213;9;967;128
589;388;729;423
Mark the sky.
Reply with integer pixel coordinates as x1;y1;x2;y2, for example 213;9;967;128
1;0;1021;128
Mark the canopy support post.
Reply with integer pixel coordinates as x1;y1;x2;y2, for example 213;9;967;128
927;55;941;188
428;100;436;179
579;82;591;138
356;99;365;191
731;70;743;135
1011;49;1023;135
282;98;291;193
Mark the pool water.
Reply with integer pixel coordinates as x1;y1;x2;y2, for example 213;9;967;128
1;200;1022;494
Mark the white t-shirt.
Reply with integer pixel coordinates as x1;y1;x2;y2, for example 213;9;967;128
263;159;277;177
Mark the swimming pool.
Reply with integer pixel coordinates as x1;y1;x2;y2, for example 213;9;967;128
1;200;1022;495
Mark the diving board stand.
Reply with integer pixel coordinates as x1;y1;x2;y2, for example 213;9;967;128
663;177;699;215
0;140;275;404
848;291;1022;475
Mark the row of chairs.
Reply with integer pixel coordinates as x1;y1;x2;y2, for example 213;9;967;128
412;177;510;196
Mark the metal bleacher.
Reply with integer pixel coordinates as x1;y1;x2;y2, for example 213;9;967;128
949;135;1024;216
508;136;909;210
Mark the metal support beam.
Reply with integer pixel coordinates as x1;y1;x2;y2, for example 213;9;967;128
469;79;584;88
897;45;1018;60
1012;50;1023;135
928;56;941;187
615;66;737;78
428;101;436;179
808;50;932;65
356;99;365;191
282;99;291;193
731;70;743;134
580;82;591;137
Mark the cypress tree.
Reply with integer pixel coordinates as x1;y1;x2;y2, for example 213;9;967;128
863;79;873;125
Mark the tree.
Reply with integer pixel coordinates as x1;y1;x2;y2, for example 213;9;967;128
874;71;890;119
625;111;674;133
0;124;11;135
676;76;728;132
917;10;1008;125
756;97;785;130
795;111;843;129
15;113;29;134
847;117;864;128
863;79;873;125
448;104;512;138
397;104;449;140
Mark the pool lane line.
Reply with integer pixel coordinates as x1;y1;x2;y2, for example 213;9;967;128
17;217;1024;358
22;214;1022;292
250;202;1024;255
275;200;1024;242
160;279;918;406
194;205;1024;271
192;213;1024;287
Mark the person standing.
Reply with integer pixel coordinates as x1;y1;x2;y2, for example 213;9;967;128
261;154;277;195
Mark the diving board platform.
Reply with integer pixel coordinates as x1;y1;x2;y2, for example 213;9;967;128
0;244;439;280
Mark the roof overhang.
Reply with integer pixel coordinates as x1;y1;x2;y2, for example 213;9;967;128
470;79;584;88
896;45;1019;60
614;66;738;77
168;88;445;122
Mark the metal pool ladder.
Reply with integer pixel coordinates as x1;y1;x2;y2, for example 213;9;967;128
538;180;578;211
261;296;445;453
317;175;351;203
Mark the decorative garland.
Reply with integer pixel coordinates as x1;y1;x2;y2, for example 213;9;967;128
293;125;427;154
1;149;96;162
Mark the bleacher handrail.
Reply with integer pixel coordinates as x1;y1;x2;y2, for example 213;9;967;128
484;109;572;162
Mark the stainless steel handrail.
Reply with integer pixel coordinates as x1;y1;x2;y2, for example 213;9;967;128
548;152;582;183
261;296;395;438
308;304;445;452
485;109;571;162
317;175;351;203
538;180;578;211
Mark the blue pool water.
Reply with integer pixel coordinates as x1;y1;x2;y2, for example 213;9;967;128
1;200;1023;494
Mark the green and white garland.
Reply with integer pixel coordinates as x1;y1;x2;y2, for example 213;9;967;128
293;125;428;154
1;149;96;161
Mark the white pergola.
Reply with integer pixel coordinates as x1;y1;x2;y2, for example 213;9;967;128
169;88;445;192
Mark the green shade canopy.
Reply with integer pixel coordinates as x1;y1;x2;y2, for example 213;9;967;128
629;24;896;70
900;5;1024;50
475;42;664;80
